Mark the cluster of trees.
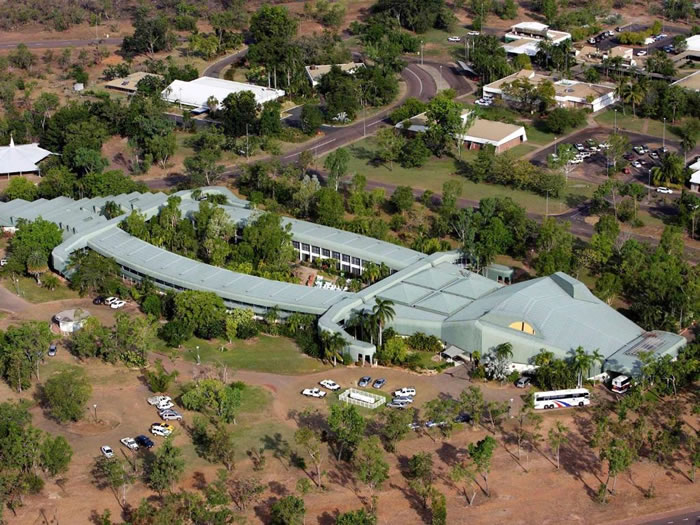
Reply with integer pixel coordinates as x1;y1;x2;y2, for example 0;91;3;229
0;401;73;521
0;321;53;392
2;217;62;289
464;146;566;198
122;197;297;283
370;0;454;33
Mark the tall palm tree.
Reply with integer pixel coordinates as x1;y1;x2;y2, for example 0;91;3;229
372;298;395;349
26;251;48;285
589;348;605;379
455;109;480;159
493;342;514;361
571;347;593;388
322;331;347;366
363;262;381;285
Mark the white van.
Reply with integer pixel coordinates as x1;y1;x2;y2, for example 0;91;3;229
393;387;417;398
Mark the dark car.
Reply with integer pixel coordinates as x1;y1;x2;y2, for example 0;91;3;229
358;376;371;387
93;296;104;305
454;413;471;424
135;435;154;449
48;343;57;357
372;378;386;389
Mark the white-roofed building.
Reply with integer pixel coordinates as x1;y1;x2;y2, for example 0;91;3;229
503;21;571;56
689;171;700;192
0;137;53;177
161;77;285;110
305;62;364;87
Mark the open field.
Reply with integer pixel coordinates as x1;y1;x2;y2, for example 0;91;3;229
0;276;80;303
342;136;596;215
594;110;682;139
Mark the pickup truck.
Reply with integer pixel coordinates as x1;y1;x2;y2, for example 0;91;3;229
147;395;171;406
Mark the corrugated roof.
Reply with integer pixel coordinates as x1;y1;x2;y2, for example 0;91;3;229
162;77;285;109
0;138;52;174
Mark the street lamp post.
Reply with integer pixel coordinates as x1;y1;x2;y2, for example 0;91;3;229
546;190;549;217
614;108;617;132
420;41;423;65
663;117;666;150
93;404;97;422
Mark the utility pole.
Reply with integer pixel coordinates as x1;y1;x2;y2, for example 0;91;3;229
614;108;617;132
545;190;549;217
361;96;366;137
663;117;666;150
246;124;249;160
420;40;424;65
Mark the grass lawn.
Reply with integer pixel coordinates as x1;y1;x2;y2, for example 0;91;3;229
2;276;80;303
594;110;681;139
172;335;330;375
508;143;538;158
341;137;596;215
525;125;558;146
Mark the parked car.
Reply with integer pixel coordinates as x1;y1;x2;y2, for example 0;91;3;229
649;151;659;160
100;445;114;458
110;300;126;309
467;30;480;36
0;258;6;267
148;395;171;406
393;387;417;398
135;435;154;448
447;36;461;42
474;98;492;106
93;296;104;305
319;379;340;391
358;376;371;387
104;297;118;305
636;50;647;56
387;401;409;409
48;343;57;357
150;423;173;437
156;399;174;411
391;396;414;405
408;422;421;431
120;437;139;451
159;410;183;421
302;388;326;398
372;378;387;389
425;420;447;429
515;376;532;388
632;161;642;168
454;413;471;424
656;186;673;194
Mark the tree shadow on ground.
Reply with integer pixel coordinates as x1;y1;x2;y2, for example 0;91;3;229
389;482;431;524
287;408;327;432
267;480;288;496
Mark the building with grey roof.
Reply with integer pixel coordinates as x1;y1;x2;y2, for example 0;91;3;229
0;187;685;376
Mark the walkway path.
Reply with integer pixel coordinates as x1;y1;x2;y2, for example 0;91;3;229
0;282;32;314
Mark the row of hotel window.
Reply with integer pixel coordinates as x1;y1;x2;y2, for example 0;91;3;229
292;241;367;275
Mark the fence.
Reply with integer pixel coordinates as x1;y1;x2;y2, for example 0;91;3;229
339;388;386;410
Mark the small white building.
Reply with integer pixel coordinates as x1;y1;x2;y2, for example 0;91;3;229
503;21;571;56
689;171;700;192
397;110;527;153
54;308;91;334
305;62;364;87
161;77;285;110
0;137;53;177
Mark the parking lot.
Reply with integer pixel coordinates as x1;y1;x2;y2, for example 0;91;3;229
530;127;680;186
595;23;687;53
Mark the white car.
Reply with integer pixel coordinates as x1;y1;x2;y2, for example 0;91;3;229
474;99;492;106
120;437;138;451
570;158;583;164
100;445;114;458
148;395;171;406
319;379;340;391
658;33;668;39
649;151;659;159
156;399;174;411
447;36;461;42
656;187;673;194
150;424;173;437
394;387;417;398
301;388;326;398
632;161;642;168
0;258;6;266
110;300;126;309
104;296;118;305
467;30;480;36
159;410;183;421
575;144;585;151
637;50;647;56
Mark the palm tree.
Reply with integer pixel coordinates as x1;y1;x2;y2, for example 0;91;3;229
455;109;479;159
371;298;395;349
651;152;684;186
589;348;605;379
571;347;593;388
322;331;347;366
26;251;48;285
621;82;643;117
363;262;381;285
493;342;514;361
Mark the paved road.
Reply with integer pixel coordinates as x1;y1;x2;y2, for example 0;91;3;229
0;37;125;49
638;509;700;525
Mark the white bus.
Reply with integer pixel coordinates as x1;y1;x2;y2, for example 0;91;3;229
533;388;590;410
